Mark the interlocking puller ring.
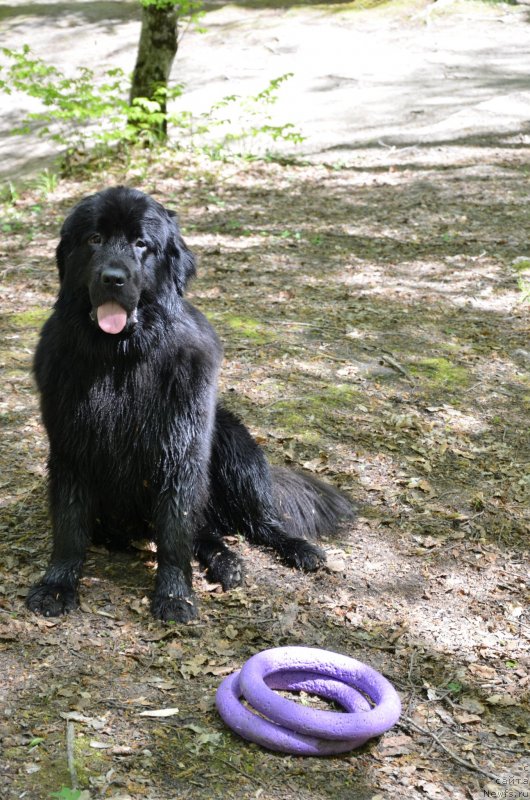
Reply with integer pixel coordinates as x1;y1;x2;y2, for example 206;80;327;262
216;646;401;755
217;668;372;756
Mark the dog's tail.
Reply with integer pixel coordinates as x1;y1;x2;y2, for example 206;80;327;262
208;406;354;565
270;466;354;541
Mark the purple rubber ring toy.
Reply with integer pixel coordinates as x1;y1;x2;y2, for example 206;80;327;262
216;646;401;755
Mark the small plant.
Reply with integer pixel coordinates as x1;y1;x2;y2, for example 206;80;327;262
0;47;187;160
33;168;59;195
0;46;303;167
186;73;305;160
0;47;122;147
512;257;530;303
141;0;206;29
1;180;19;205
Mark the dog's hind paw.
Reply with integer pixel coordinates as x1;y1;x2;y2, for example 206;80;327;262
207;550;245;591
281;538;327;572
26;583;78;617
151;592;199;623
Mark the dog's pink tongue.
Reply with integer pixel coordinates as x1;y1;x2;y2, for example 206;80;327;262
97;302;128;334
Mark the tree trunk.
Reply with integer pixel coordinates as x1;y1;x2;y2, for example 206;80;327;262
129;2;179;139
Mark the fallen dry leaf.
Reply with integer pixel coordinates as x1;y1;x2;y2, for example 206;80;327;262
138;707;179;718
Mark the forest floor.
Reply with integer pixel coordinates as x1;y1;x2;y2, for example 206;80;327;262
0;2;529;800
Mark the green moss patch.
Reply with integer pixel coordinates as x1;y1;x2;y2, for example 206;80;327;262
411;356;469;388
208;312;274;344
271;384;360;431
8;308;50;329
225;315;266;340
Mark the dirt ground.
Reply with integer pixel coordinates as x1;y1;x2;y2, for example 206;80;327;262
2;0;530;174
0;2;529;800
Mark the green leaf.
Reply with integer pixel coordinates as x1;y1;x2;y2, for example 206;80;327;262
49;789;84;800
29;737;45;748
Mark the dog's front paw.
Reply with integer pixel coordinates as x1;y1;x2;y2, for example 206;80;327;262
281;539;326;572
26;582;78;617
151;591;199;623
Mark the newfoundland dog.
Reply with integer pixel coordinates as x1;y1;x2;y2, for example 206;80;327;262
26;186;352;622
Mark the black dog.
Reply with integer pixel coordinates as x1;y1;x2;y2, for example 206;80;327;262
26;187;352;622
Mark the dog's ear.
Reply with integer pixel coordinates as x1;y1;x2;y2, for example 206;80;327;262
165;211;196;295
56;235;69;283
55;199;84;284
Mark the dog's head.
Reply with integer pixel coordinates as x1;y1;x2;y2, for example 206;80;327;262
56;186;196;335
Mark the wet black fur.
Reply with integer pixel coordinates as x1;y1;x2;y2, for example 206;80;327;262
26;186;353;622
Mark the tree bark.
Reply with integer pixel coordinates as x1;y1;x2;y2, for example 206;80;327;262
129;2;179;139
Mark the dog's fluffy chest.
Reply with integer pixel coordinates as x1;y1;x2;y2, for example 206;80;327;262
42;357;177;470
80;364;172;450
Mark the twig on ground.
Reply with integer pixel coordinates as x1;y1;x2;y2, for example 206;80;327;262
263;396;309;409
407;648;417;685
449;730;530;755
350;634;396;652
213;756;261;787
400;716;501;783
377;139;419;153
379;352;415;383
66;716;78;790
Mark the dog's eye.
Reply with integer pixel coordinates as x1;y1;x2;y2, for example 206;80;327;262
135;239;147;250
88;233;102;245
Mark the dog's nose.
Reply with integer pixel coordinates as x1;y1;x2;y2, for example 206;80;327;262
101;267;128;287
